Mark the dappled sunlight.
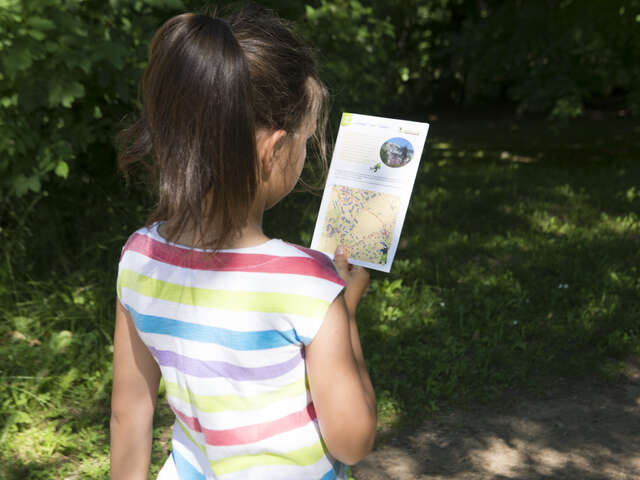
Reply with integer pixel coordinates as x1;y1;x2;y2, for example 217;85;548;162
1;413;109;477
528;446;574;474
470;436;524;477
355;370;640;479
467;434;638;478
500;151;539;164
599;212;640;235
530;210;575;236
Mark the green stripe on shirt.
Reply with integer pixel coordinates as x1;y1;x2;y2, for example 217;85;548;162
210;439;327;475
118;269;330;318
165;378;307;413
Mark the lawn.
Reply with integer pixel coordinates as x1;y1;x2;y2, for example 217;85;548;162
1;113;639;478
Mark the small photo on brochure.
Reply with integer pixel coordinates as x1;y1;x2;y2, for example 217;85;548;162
380;137;415;168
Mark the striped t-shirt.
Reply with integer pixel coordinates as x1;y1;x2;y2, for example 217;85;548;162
117;223;348;479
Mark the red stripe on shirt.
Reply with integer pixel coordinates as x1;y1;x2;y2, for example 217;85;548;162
124;233;345;285
173;403;317;446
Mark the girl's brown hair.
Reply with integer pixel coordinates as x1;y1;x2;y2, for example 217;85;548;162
116;4;329;250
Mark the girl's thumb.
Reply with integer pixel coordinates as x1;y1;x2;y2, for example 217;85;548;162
334;245;349;276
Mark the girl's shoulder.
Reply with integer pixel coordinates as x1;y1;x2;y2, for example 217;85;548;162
273;241;346;287
118;223;158;261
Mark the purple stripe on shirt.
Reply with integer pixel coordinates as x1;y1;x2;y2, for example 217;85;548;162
148;346;303;380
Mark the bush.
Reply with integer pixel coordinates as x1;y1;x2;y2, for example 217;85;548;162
450;0;640;116
0;0;184;199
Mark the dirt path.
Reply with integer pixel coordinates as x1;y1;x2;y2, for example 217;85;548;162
353;358;640;480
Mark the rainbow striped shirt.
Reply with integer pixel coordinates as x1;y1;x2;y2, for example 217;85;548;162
117;223;348;479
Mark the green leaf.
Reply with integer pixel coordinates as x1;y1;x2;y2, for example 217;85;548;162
13;411;32;425
54;161;69;179
26;29;47;41
26;17;56;31
59;368;79;390
48;81;85;108
306;5;317;20
0;94;18;108
400;66;410;82
12;174;41;196
50;330;73;353
2;48;33;77
93;41;128;69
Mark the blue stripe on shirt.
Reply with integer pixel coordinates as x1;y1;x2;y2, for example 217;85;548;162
126;305;300;350
172;449;206;480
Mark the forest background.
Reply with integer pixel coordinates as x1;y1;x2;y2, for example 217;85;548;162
1;0;639;478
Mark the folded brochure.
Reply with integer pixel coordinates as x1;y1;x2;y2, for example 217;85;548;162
311;112;430;272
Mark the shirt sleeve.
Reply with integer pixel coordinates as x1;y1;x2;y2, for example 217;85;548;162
115;233;137;311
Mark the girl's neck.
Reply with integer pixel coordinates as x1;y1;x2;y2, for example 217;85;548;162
159;208;270;250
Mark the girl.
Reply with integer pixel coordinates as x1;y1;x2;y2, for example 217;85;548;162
110;5;376;480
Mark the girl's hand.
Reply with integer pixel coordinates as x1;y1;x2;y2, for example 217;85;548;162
334;245;370;316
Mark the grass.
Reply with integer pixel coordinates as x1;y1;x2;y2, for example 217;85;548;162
1;113;639;478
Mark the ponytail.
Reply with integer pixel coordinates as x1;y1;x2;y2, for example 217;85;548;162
118;14;257;250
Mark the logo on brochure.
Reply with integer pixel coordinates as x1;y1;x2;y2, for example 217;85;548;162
341;113;353;126
399;126;420;136
380;137;414;168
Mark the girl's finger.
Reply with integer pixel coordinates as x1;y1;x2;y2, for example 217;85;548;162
334;245;350;279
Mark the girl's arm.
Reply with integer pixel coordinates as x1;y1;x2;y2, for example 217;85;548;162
305;249;377;465
110;300;161;480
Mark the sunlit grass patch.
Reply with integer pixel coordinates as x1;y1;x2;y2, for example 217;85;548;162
599;212;640;235
0;403;110;479
0;270;116;479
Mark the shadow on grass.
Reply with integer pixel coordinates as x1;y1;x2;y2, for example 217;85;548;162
354;359;640;479
0;458;76;480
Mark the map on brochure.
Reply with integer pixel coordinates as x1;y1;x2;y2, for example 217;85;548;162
311;113;430;272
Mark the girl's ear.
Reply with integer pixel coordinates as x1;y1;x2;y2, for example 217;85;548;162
257;129;287;179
